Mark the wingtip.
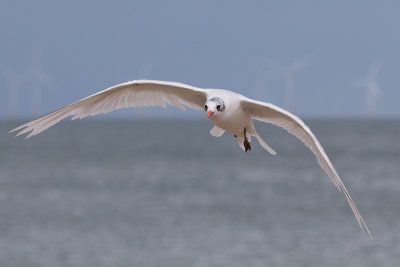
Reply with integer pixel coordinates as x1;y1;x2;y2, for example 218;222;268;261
361;219;373;240
9;129;22;137
16;130;28;138
353;203;373;239
362;224;373;240
9;126;23;134
367;231;374;240
9;125;35;138
9;122;30;135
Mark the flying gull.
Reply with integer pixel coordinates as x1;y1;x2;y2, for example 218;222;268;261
10;79;372;238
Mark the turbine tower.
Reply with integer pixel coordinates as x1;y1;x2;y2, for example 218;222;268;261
352;61;382;118
27;46;52;116
1;46;51;118
264;55;312;112
1;69;25;118
248;59;275;101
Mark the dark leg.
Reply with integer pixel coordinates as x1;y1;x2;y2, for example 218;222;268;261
243;127;251;152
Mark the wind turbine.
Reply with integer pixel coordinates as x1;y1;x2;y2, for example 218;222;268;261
2;46;52;118
352;61;382;118
263;55;312;112
1;68;25;118
26;46;52;116
247;59;276;102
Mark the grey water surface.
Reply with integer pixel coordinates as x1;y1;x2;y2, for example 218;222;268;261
1;119;399;266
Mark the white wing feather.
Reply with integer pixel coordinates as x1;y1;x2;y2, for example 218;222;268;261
10;80;207;138
240;97;372;238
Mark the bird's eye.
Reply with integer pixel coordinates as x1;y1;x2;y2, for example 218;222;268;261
216;105;221;110
204;105;208;110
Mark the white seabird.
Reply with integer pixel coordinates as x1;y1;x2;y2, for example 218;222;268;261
10;79;372;238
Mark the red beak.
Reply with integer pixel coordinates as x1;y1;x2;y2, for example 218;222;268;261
207;110;214;118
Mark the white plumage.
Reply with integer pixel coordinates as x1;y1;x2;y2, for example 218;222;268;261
10;79;371;238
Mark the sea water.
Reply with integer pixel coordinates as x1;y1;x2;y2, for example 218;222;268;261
0;119;399;266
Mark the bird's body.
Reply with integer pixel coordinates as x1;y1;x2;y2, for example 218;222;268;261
10;79;371;238
206;90;251;134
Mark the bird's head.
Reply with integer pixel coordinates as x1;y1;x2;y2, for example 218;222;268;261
204;97;225;119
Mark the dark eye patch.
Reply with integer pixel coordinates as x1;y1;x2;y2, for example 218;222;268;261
209;97;225;112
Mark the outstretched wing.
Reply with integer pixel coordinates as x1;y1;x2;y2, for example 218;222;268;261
11;80;207;138
240;97;372;238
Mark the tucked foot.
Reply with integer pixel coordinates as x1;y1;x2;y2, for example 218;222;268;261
243;127;251;152
244;139;251;152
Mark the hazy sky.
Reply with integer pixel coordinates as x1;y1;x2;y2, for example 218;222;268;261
1;1;399;118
